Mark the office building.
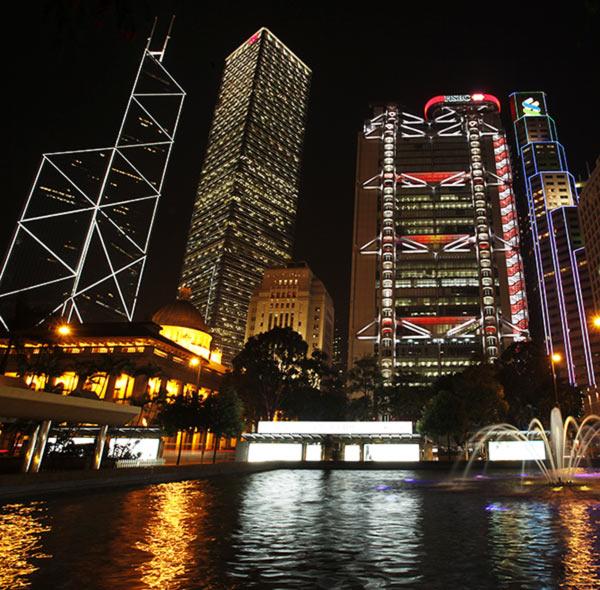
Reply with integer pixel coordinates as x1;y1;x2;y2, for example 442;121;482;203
0;29;184;330
245;262;334;360
510;92;597;397
579;157;600;313
180;28;311;364
349;94;529;385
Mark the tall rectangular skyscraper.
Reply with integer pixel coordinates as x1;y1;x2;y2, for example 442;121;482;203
180;28;311;364
348;95;529;385
510;92;597;395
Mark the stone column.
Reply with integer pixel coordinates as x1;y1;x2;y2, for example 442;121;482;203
359;443;365;463
21;424;40;473
92;425;109;470
30;420;52;473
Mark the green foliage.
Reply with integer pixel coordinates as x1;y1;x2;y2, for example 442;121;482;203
231;327;314;422
204;386;244;438
347;355;383;398
157;393;204;436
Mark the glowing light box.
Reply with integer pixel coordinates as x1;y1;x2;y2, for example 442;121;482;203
344;445;361;462
247;443;303;462
488;440;546;461
305;444;322;461
109;438;160;461
257;421;413;435
365;444;420;462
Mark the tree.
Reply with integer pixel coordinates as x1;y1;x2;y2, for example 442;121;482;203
204;386;244;463
230;327;310;423
497;341;584;426
281;349;348;420
418;364;507;458
347;355;383;399
157;393;204;465
419;388;465;460
373;370;430;422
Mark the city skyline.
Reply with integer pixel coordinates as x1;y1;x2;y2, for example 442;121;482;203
4;3;599;354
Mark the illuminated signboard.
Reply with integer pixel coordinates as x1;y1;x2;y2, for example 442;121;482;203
445;94;472;103
522;97;542;116
510;91;547;120
424;93;501;118
257;421;413;435
488;440;546;461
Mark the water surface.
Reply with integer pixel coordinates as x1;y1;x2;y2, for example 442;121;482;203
1;470;599;589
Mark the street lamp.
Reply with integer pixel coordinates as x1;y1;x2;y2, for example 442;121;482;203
189;356;202;390
56;324;71;337
550;352;562;406
591;316;600;329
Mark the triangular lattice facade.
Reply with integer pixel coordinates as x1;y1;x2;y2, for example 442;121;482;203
0;43;185;330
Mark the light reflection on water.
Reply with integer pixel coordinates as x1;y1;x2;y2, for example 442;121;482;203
135;481;199;589
0;470;598;589
560;502;600;588
229;470;423;587
0;502;51;589
488;501;558;588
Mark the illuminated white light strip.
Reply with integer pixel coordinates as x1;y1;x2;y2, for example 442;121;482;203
18;224;77;274
0;275;73;300
131;96;174;141
93;222;132;319
22;205;96;223
0;36;185;329
44;156;99;207
257;421;413;435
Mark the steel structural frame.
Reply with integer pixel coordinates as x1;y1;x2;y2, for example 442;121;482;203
0;23;185;330
357;99;529;379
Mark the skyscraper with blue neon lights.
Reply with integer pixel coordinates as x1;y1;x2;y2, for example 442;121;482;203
510;91;597;394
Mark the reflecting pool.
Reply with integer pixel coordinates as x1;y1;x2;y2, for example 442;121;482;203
1;470;599;589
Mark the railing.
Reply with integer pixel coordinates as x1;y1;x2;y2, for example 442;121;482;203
115;458;166;469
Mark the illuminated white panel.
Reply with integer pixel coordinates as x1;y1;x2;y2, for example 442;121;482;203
305;444;322;461
488;440;546;461
109;438;160;461
364;444;420;462
48;437;94;446
247;443;303;462
344;445;361;461
257;421;413;435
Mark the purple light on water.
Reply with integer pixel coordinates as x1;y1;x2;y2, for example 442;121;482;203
475;475;489;480
376;485;391;491
573;471;600;479
403;478;416;483
485;503;510;512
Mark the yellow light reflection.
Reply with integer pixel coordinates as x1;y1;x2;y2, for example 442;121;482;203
561;502;598;587
135;481;198;589
0;502;51;589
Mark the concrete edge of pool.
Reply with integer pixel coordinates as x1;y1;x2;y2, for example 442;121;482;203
0;460;542;502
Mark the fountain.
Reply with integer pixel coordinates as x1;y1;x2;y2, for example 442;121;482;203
464;407;600;485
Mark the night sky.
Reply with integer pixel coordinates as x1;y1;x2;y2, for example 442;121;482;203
5;1;599;350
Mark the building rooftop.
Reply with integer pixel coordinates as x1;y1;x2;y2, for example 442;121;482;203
152;298;210;333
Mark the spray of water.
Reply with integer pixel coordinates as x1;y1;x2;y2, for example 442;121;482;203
463;408;600;484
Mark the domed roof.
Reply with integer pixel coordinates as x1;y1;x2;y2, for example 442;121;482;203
152;291;210;333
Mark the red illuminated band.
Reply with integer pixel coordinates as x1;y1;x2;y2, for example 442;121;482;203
424;94;501;119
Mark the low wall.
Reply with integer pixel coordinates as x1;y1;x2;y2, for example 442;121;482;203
3;459;597;502
0;461;285;502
